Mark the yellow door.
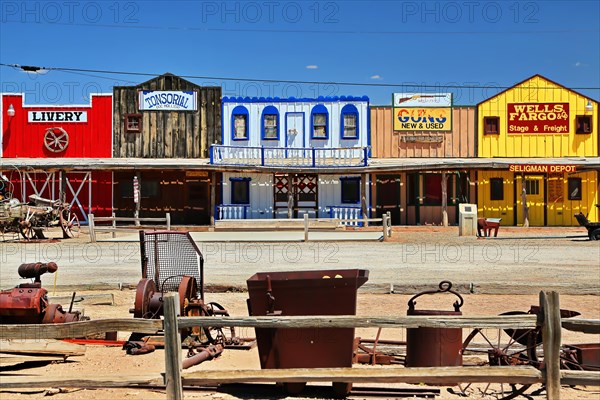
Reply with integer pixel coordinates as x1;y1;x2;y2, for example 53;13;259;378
516;175;545;226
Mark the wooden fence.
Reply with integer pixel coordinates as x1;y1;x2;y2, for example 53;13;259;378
88;213;171;242
0;291;598;400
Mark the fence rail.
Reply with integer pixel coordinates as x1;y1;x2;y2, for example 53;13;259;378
0;291;598;399
210;145;369;167
88;213;171;242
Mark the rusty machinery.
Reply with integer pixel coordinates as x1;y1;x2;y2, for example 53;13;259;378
0;262;82;324
130;231;236;348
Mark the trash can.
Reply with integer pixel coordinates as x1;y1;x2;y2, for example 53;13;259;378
247;269;369;396
405;281;464;367
458;203;478;236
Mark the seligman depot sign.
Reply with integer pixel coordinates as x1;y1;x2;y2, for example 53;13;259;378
139;90;197;111
507;103;569;134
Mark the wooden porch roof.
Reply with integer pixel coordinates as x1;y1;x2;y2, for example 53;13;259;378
2;157;599;173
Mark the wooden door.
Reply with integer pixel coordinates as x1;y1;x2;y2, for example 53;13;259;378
376;174;401;225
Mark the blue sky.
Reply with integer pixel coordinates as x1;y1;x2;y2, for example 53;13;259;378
1;0;598;105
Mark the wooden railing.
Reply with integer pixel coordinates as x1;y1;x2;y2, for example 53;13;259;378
88;213;171;242
0;291;598;400
329;206;362;226
210;145;369;167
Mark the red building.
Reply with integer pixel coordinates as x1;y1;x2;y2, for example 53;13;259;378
1;94;113;221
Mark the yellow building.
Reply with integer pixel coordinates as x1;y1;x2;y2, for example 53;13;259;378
477;75;598;226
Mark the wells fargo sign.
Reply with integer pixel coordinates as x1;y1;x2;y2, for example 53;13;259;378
509;164;577;173
507;103;569;134
393;107;452;131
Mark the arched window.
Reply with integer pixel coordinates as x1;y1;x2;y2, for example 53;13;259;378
310;104;329;139
340;104;359;139
231;105;249;140
261;105;279;140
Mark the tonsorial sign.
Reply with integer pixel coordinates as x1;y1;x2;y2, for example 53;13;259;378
139;91;197;111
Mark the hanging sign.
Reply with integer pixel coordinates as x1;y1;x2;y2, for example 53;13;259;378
393;107;452;131
139;90;197;111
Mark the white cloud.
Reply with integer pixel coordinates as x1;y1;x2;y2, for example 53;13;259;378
370;75;382;80
306;65;318;69
574;61;588;67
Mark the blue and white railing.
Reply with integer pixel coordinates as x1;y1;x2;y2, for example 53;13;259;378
329;205;363;226
210;145;368;167
216;204;249;220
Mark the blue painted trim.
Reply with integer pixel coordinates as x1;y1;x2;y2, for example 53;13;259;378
261;105;280;140
223;95;369;103
340;176;361;204
229;177;251;205
209;145;214;164
340;104;359;139
231;105;249;141
310;104;329;140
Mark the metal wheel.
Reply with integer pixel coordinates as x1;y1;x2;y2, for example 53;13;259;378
201;302;235;345
18;219;35;240
60;209;80;238
456;311;541;399
133;278;159;319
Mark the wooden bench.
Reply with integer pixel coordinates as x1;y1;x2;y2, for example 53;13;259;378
477;218;502;237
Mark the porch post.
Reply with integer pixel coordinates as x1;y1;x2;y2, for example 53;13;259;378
441;172;448;227
210;172;216;226
287;174;293;219
59;170;67;203
521;172;529;227
361;173;368;227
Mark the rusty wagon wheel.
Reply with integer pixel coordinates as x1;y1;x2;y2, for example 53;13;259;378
456;311;541;399
60;208;80;238
18;219;35;240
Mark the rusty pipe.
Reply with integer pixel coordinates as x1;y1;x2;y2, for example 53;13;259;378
182;344;223;369
18;262;58;280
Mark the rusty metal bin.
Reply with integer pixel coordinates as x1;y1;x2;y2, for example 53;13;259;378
405;281;464;367
246;269;369;395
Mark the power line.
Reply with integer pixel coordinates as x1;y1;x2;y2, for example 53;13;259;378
1;63;599;91
3;20;597;36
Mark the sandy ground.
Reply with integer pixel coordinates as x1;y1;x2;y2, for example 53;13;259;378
1;226;599;399
1;289;599;400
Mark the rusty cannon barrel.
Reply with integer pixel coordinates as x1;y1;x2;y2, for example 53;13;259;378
405;280;464;368
18;262;58;281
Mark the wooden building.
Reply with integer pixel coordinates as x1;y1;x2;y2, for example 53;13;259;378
213;96;371;221
369;104;477;225
477;74;599;226
112;74;222;224
1;93;113;222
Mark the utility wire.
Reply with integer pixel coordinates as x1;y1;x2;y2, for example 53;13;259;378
1;63;599;90
2;20;598;36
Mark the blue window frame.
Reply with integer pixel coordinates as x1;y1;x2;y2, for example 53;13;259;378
230;177;251;204
341;104;359;139
231;105;249;141
340;177;361;204
310;104;329;139
261;105;279;140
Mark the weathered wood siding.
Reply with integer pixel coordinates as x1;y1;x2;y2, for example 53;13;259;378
113;74;221;158
370;106;476;158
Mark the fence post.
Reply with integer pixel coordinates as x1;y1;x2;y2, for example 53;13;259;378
540;291;561;400
88;214;96;243
166;213;171;230
386;211;392;238
382;214;389;242
163;293;183;400
304;213;309;242
111;213;117;238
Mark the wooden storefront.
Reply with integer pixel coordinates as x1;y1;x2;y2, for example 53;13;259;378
370;105;477;225
477;75;599;226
